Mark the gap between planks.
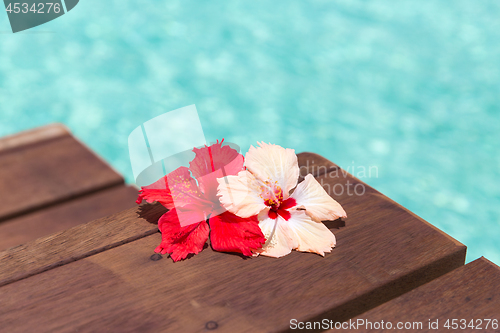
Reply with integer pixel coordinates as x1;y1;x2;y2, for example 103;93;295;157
0;204;164;288
0;185;139;251
0;181;128;224
0;124;126;224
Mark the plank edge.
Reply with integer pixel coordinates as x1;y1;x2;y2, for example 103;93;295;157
0;123;70;155
0;228;158;288
300;152;466;249
281;245;466;333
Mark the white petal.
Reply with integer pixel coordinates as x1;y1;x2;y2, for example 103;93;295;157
217;170;267;218
257;216;294;258
287;210;336;256
245;142;299;198
257;207;270;221
291;174;347;221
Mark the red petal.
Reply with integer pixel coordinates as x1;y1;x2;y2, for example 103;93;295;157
189;141;244;198
277;208;291;221
190;140;243;178
280;197;297;210
136;175;172;206
155;208;209;261
209;211;265;256
176;202;212;227
137;166;204;209
267;198;295;220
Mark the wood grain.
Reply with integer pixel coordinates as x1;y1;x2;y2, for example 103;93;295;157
0;124;124;222
297;152;339;180
331;257;500;332
0;234;270;333
0;203;165;288
0;185;139;251
0;154;466;332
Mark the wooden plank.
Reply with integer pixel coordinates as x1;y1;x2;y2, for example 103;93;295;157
0;234;263;333
297;151;338;180
0;123;68;152
0;124;124;222
329;257;500;332
0;203;164;288
0;185;139;251
0;153;466;332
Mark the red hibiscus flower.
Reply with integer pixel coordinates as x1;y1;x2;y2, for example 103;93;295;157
136;140;266;261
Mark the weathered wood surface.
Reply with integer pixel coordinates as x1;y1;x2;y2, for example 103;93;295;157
0;185;139;251
297;152;339;179
331;257;500;332
0;122;68;152
0;124;124;222
0;203;164;288
0;152;467;332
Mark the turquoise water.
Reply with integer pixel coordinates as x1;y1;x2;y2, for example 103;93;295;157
1;1;499;265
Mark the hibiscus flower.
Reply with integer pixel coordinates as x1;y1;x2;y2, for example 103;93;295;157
217;142;347;258
136;140;265;261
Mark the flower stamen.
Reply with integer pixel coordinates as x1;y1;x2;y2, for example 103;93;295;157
258;180;296;220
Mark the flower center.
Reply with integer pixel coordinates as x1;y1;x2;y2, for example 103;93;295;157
260;180;283;208
259;180;296;220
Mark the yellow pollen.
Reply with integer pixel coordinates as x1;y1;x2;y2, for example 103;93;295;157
259;180;283;208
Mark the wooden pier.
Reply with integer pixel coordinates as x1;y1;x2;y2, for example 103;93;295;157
0;125;498;332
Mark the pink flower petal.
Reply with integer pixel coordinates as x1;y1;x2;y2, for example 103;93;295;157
176;202;212;227
137;166;205;210
189;140;244;198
